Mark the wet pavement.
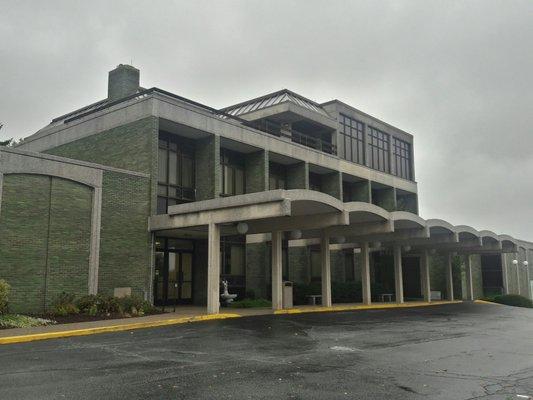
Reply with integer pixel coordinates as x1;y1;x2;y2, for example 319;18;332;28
0;302;532;399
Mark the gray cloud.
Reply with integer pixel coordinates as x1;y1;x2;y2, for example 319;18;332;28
1;0;532;239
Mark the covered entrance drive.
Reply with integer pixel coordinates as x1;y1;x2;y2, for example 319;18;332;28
149;189;520;314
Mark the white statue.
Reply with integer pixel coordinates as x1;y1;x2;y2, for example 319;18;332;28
220;279;237;306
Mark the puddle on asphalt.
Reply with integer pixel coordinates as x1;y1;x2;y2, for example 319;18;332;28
329;346;363;352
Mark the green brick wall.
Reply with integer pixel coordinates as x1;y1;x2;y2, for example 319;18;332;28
245;150;268;193
321;172;342;200
195;135;221;201
288;246;310;284
0;174;92;314
246;242;269;299
97;171;152;298
331;250;345;282
45;177;92;309
286;162;309;189
45;117;158;175
45;117;158;217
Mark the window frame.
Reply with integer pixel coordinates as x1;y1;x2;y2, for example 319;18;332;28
392;137;412;180
157;132;196;214
339;114;365;165
220;148;246;197
367;126;390;173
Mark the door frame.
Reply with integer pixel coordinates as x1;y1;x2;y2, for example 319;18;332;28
154;237;195;306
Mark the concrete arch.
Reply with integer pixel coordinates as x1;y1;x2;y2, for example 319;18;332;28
426;219;456;235
344;201;390;223
390;211;426;230
454;225;481;241
283;189;345;216
479;230;501;245
499;234;518;246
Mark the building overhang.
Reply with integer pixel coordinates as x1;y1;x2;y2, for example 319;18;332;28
148;189;529;253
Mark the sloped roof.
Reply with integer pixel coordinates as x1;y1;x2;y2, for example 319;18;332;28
221;89;331;118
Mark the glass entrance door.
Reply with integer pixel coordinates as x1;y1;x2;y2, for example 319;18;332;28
154;238;194;306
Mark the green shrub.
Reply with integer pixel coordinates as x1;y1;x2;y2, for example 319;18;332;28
230;298;271;308
117;295;155;316
0;280;10;315
491;294;533;308
96;295;121;315
52;292;79;316
0;314;55;329
76;295;100;314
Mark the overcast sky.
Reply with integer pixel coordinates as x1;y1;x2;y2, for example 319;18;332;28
1;0;532;240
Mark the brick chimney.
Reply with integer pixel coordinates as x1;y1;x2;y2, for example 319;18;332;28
107;64;140;101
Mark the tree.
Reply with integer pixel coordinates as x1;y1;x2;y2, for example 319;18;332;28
0;123;13;146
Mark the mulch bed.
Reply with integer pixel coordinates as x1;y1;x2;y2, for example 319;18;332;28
31;309;165;325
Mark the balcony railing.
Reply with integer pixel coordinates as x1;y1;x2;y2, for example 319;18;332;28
289;130;337;155
251;120;337;156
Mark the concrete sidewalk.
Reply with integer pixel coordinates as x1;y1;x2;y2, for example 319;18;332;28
0;300;462;344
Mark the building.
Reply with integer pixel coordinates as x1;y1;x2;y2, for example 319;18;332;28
1;64;531;314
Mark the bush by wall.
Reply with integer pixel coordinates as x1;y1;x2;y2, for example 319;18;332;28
490;294;533;308
0;280;10;314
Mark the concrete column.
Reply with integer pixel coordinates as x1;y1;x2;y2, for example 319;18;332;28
393;245;404;304
207;223;221;314
501;254;509;295
525;252;531;300
321;230;332;307
88;185;102;295
361;242;371;305
515;255;521;296
465;255;474;301
0;172;4;217
446;253;454;301
420;250;431;302
271;231;283;310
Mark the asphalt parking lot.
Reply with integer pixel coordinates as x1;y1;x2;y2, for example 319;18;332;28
0;302;532;400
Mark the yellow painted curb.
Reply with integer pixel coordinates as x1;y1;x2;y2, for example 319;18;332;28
474;299;502;305
0;313;241;345
274;301;463;315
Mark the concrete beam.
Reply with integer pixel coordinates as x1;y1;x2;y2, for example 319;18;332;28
248;211;349;235
149;200;291;231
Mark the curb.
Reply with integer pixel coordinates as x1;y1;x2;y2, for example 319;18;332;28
473;299;502;305
0;313;241;345
274;300;463;315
